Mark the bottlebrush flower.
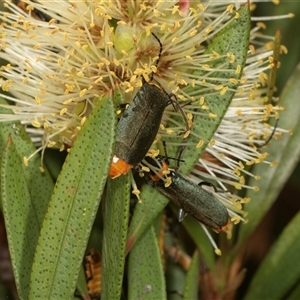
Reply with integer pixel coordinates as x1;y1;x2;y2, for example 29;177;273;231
0;1;292;251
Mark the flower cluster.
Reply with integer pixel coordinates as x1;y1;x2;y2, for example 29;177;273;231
0;1;292;242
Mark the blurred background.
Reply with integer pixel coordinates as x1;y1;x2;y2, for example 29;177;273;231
238;1;300;297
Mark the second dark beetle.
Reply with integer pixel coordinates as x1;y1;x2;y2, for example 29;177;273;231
144;156;229;232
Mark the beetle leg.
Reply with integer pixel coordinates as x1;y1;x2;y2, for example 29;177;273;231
178;209;187;222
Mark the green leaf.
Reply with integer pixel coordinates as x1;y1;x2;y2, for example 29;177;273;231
184;250;199;300
238;62;300;245
166;258;186;300
101;174;131;300
29;96;116;299
183;218;217;268
286;282;300;300
0;97;54;299
75;265;89;298
174;5;251;175
170;203;215;269
128;225;166;300
126;184;169;253
244;210;300;300
0;97;54;226
1;136;39;299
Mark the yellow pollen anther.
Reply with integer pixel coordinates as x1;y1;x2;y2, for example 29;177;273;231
165;177;172;188
209;139;215;147
142;166;150;172
79;89;87;97
197;140;204;148
32;120;41;128
23;157;29;166
231;216;241;224
80;117;87;126
215;249;222;256
234;12;240;19
48;141;56;147
235;65;242;74
280;45;288;54
60;108;68;116
226;4;234;12
208;113;217;118
132;189;140;196
234;183;242;190
270;161;278;167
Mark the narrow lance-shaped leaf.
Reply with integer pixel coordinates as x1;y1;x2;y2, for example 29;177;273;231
0;112;52;294
0;97;54;226
29;95;116;299
286;282;300;300
176;209;215;269
1;136;39;299
166;258;186;300
75;265;89;299
184;250;200;300
128;226;166;300
126;184;169;254
244;210;300;300
171;5;251;175
101;174;131;300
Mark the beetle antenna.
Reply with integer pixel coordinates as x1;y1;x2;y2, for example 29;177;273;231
258;118;279;148
151;32;163;81
161;141;184;167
